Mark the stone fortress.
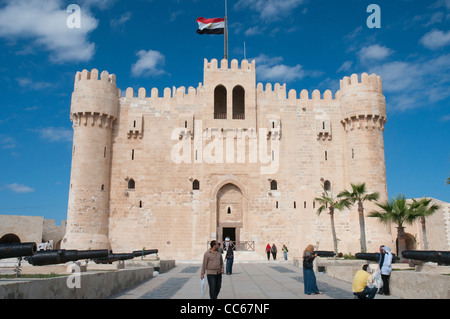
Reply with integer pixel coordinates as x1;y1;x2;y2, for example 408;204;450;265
61;58;395;260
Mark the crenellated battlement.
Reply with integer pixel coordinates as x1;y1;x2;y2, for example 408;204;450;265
204;58;255;72
340;73;383;93
256;82;342;101
74;69;117;87
123;85;201;102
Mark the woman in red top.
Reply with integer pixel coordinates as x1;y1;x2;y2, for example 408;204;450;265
266;244;271;260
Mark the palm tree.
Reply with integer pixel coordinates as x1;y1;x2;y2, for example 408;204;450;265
447;177;450;185
338;183;379;253
315;185;351;254
369;195;417;258
409;198;439;250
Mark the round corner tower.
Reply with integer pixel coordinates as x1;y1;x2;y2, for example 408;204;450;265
61;69;119;251
339;73;392;249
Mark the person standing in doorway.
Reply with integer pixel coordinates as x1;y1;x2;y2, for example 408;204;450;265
266;244;271;260
271;244;278;260
225;241;235;275
201;240;224;299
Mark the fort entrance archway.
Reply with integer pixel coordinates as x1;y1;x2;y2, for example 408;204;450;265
211;180;248;248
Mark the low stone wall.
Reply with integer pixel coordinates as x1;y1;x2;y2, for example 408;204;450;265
126;259;176;273
294;257;450;299
0;267;154;299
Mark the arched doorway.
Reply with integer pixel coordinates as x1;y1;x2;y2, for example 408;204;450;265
0;233;21;244
396;232;416;253
216;183;244;245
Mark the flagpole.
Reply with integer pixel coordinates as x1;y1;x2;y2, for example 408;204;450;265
224;0;228;61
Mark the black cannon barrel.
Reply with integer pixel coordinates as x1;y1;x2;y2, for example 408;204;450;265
355;252;398;263
0;242;37;260
26;249;108;266
402;250;450;265
355;253;380;262
132;249;158;257
313;251;335;258
92;253;136;264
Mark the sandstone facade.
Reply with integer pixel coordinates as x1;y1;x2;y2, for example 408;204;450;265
61;58;395;260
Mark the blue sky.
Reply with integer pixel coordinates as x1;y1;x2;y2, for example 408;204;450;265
0;0;449;224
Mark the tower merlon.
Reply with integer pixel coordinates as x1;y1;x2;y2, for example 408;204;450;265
71;68;119;121
204;58;255;72
340;73;383;94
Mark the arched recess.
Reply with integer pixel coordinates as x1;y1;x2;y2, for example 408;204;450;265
210;179;248;245
0;233;21;244
214;85;227;119
232;85;245;119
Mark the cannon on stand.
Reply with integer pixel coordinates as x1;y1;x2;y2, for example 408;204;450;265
91;253;136;265
132;249;158;259
0;242;37;260
355;252;398;263
313;251;336;258
25;249;109;266
402;250;450;265
0;243;38;278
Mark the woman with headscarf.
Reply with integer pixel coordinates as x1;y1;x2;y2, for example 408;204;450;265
302;244;322;295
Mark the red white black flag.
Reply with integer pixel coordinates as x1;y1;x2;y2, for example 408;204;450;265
196;17;225;34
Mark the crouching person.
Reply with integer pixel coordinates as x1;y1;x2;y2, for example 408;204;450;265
352;264;378;299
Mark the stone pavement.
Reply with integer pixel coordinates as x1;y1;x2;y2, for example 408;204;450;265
111;261;400;299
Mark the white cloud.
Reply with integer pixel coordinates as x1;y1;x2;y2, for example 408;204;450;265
358;45;394;63
131;50;166;77
420;29;450;50
0;135;16;149
2;183;34;194
369;54;450;111
0;0;99;63
16;78;53;90
253;54;305;82
79;0;118;10
234;0;305;21
36;127;73;142
337;61;353;73
110;12;132;31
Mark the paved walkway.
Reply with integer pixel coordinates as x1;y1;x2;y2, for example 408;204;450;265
111;261;399;299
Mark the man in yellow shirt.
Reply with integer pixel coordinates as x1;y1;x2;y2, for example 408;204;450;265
352;264;378;299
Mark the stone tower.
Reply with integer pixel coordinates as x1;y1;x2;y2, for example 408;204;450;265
61;69;119;250
340;73;391;247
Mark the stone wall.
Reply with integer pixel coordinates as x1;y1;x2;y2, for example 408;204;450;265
0;267;154;299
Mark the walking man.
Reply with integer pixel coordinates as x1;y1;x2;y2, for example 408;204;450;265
201;240;224;299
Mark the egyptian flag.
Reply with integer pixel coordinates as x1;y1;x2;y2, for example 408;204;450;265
196;17;225;34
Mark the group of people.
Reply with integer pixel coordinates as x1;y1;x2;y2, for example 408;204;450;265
302;244;393;298
265;243;289;261
201;241;393;299
38;241;53;251
351;245;393;299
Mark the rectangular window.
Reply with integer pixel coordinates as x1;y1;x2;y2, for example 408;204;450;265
304;201;307;208
294;201;296;209
132;149;134;160
325;151;328;161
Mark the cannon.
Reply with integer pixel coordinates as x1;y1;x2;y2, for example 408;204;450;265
132;249;158;258
92;253;136;264
355;252;398;263
0;242;37;260
402;250;450;265
25;249;109;266
313;251;335;258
